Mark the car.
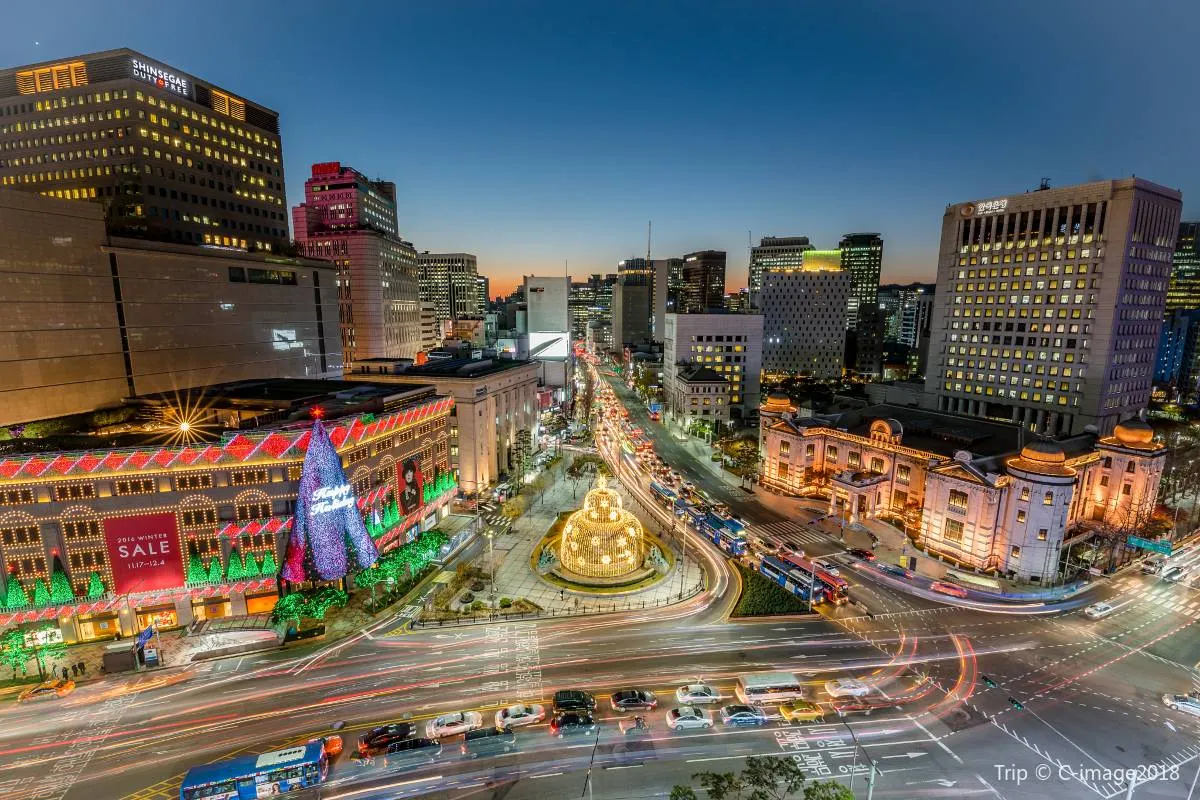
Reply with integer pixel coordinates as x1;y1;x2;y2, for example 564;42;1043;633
1163;566;1188;583
553;689;597;713
358;723;414;755
1083;601;1115;620
930;581;969;598
876;562;913;579
550;712;599;737
383;737;442;769
720;704;769;726
825;679;872;699
618;716;652;736
312;735;343;758
495;703;545;730
779;700;825;724
665;705;713;731
610;689;658;711
461;726;518;758
1162;693;1200;716
675;683;721;704
17;679;75;703
426;711;484;739
812;559;839;576
847;548;876;561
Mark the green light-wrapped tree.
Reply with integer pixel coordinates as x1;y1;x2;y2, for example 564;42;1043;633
86;572;106;599
186;552;206;584
242;551;260;579
225;549;246;581
1;579;28;611
205;556;223;583
48;556;74;604
259;550;278;576
31;578;51;607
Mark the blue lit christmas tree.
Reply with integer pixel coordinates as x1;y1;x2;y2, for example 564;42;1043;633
282;419;378;582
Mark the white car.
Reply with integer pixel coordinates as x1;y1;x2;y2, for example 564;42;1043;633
813;560;839;577
1083;602;1114;620
666;705;713;731
1163;693;1200;716
426;711;484;738
495;703;545;730
676;683;720;704
825;679;871;699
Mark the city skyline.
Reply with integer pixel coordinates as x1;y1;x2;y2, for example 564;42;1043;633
5;0;1200;297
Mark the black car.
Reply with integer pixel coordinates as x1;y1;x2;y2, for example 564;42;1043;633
610;688;658;711
847;548;876;561
461;726;518;758
358;723;414;755
383;737;442;769
553;689;597;713
550;712;598;737
876;562;913;579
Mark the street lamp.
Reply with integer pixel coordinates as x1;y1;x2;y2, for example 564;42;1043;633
486;529;496;604
839;714;878;799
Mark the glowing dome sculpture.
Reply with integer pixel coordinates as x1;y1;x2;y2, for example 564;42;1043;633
558;475;645;579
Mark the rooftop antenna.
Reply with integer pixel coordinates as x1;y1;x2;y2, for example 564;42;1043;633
1038;177;1051;191
646;220;652;265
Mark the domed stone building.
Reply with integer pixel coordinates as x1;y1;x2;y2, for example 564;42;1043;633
760;402;1166;581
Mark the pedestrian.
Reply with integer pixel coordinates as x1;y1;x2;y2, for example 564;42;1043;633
71;664;78;677
78;661;86;675
61;666;69;682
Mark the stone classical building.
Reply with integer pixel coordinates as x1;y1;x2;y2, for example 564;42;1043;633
670;365;730;429
760;402;1165;581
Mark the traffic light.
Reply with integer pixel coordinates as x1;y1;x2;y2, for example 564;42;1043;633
1008;697;1025;711
981;675;997;688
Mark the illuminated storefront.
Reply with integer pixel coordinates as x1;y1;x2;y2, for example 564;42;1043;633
0;386;455;643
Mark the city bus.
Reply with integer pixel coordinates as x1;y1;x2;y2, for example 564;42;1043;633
779;549;849;605
735;671;807;704
180;740;329;799
698;514;747;556
759;555;825;605
650;481;677;510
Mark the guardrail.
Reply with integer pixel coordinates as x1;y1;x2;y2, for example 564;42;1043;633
410;580;706;628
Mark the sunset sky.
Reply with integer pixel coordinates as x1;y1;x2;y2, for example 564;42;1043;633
8;0;1200;297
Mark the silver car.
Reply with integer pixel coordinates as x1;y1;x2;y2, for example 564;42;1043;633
1162;693;1200;716
426;711;484;738
495;703;545;730
666;705;713;731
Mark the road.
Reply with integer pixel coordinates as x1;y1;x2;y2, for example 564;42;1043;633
0;365;1197;800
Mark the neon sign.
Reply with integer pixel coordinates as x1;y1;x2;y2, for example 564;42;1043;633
131;58;191;98
976;198;1008;215
310;483;355;516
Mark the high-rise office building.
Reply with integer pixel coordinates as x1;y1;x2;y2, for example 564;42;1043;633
1167;221;1200;312
923;177;1182;435
292;162;420;364
477;275;491;313
0;188;342;426
612;282;651;349
877;283;936;347
662;257;685;312
760;251;850;380
524;276;571;392
418;253;480;323
617;256;653;286
0;49;288;251
680;250;727;313
568;273;616;340
749;236;813;309
664;312;763;422
839;233;883;331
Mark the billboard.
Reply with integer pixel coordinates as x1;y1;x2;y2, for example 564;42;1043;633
528;332;569;360
102;513;184;595
398;458;425;515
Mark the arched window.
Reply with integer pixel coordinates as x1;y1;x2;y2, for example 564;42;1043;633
235;490;272;522
1043;491;1053;506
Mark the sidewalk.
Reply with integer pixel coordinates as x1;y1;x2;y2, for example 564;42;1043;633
481;461;704;614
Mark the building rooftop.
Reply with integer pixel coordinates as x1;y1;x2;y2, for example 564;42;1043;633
807;403;1026;459
677;366;728;384
0;379;437;455
350;356;535;379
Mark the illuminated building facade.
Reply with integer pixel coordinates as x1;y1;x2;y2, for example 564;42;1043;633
292;162;421;363
1166;221;1200;312
0;381;453;643
923;178;1182;436
760;250;849;379
418;253;480;323
680;250;727;313
0;188;343;427
839;233;883;331
664;312;762;422
0;48;288;250
761;403;1165;581
749;236;812;309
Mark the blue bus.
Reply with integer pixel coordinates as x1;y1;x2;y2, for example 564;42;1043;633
650;481;677;509
180;741;329;799
759;555;824;604
696;514;747;556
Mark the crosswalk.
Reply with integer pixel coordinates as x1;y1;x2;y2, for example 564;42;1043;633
746;520;834;549
1107;575;1200;619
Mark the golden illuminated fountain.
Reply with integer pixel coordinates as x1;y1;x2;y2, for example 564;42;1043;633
532;474;672;591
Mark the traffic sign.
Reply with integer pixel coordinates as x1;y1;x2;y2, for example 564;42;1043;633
1127;535;1172;555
